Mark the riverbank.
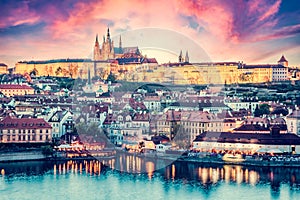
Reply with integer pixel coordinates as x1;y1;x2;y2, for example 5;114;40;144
2;150;300;168
0;150;47;162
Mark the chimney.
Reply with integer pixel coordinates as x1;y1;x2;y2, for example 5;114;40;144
270;125;280;137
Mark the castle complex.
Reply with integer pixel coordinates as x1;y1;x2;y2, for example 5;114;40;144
11;28;290;85
93;28;140;61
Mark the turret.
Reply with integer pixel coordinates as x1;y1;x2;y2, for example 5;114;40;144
185;51;189;63
93;34;101;60
107;27;110;41
278;55;288;67
179;50;183;63
95;34;99;44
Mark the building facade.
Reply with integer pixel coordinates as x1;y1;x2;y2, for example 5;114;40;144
0;116;52;143
0;63;8;74
286;110;300;135
0;84;34;97
192;130;300;154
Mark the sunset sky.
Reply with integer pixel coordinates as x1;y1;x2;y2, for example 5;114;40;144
0;0;299;67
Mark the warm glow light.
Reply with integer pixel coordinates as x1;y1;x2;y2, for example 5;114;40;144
146;162;155;179
1;169;5;176
249;170;258;185
172;164;176;180
53;164;56;175
212;168;219;184
236;166;243;184
202;168;208;184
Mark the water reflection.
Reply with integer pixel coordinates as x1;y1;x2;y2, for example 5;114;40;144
1;156;300;197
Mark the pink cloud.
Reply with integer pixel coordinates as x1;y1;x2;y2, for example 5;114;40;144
0;2;40;28
1;0;299;67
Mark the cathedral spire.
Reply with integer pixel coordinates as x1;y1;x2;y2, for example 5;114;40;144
179;50;183;63
185;50;189;63
94;34;100;60
107;27;110;41
95;34;99;44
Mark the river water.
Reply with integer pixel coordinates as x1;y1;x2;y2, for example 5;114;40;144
1;156;300;200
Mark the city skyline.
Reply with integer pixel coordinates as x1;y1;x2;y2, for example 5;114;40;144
0;0;300;67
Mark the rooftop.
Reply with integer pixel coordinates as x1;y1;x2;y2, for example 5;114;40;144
0;116;52;129
0;84;34;90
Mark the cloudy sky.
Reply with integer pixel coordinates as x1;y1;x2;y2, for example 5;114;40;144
0;0;299;67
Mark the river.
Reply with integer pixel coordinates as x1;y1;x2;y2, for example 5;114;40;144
1;155;300;200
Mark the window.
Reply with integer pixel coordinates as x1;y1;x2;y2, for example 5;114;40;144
40;135;43;141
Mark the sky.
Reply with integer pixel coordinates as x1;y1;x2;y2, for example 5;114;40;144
0;0;299;67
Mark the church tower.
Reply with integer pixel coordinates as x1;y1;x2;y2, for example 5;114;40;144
278;55;288;67
178;50;183;63
93;34;101;61
100;27;115;60
185;51;189;63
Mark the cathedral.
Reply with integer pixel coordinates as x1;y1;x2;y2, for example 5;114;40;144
93;28;140;61
178;50;189;63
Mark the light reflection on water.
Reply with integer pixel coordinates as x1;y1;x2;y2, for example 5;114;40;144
0;155;300;200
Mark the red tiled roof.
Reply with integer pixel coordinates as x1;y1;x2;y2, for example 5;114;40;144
129;98;146;110
132;113;150;121
0;116;52;129
0;84;34;90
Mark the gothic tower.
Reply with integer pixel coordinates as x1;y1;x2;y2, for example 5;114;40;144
185;51;189;63
93;34;101;61
100;27;115;60
178;50;184;63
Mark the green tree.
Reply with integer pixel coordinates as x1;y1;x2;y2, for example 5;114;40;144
254;104;271;117
172;125;190;149
41;145;54;157
75;122;108;142
106;73;116;83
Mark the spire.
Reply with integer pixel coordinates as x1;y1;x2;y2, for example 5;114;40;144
278;55;287;62
95;34;98;44
278;54;288;67
107;27;110;41
185;50;189;63
119;35;122;49
179;50;183;63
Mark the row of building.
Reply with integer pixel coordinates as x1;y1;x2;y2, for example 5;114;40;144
10;55;290;85
1;28;296;85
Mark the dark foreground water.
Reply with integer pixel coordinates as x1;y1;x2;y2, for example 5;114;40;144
1;156;300;200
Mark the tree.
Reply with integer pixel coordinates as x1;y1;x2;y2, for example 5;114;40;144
254;104;271;117
75;122;108;142
106;72;116;83
41;145;54;157
30;68;38;77
172;125;190;149
55;67;62;76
